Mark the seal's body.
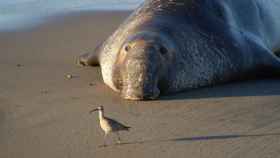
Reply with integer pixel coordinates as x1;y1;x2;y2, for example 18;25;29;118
78;0;280;100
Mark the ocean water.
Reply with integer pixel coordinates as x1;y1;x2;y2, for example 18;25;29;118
0;0;143;31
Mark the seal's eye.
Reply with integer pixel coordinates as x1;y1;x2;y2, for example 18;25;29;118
124;45;131;52
159;46;168;55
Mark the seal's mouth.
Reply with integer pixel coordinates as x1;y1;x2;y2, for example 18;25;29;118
122;88;160;100
121;77;161;100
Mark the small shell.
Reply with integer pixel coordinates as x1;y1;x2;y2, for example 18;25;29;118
16;64;23;67
41;90;49;94
89;82;95;86
66;74;73;79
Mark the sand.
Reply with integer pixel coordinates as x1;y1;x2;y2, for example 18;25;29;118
0;11;280;158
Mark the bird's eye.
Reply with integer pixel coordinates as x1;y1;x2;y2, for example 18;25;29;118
125;45;131;52
159;46;168;55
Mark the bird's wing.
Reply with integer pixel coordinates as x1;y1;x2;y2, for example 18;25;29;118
105;117;130;130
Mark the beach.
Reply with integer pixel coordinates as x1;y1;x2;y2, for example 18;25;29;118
1;11;280;158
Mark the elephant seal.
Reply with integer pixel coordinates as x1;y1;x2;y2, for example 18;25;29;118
78;0;280;100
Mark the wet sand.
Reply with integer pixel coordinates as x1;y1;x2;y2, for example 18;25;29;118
0;11;280;158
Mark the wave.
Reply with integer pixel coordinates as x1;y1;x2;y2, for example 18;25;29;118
0;0;143;31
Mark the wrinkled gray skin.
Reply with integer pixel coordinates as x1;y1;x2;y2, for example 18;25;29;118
78;0;280;100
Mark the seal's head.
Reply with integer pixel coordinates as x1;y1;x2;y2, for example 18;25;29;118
113;31;175;100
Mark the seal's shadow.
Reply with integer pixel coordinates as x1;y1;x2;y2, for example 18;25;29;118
160;79;280;100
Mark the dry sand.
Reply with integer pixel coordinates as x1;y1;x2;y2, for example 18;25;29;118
0;11;280;158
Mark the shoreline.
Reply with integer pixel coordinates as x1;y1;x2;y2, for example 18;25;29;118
0;10;132;33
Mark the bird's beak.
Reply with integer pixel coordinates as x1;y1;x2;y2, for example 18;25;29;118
89;108;98;114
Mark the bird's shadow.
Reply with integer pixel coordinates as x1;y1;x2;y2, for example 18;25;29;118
159;79;280;101
101;132;280;147
0;109;5;127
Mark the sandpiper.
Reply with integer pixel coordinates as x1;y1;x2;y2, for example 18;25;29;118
89;106;130;146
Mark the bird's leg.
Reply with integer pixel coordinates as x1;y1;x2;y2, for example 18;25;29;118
116;132;122;144
102;133;108;147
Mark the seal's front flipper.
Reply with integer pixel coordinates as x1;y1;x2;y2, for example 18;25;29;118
252;43;280;77
274;50;280;58
77;42;103;67
261;53;280;77
77;52;99;66
244;35;280;77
